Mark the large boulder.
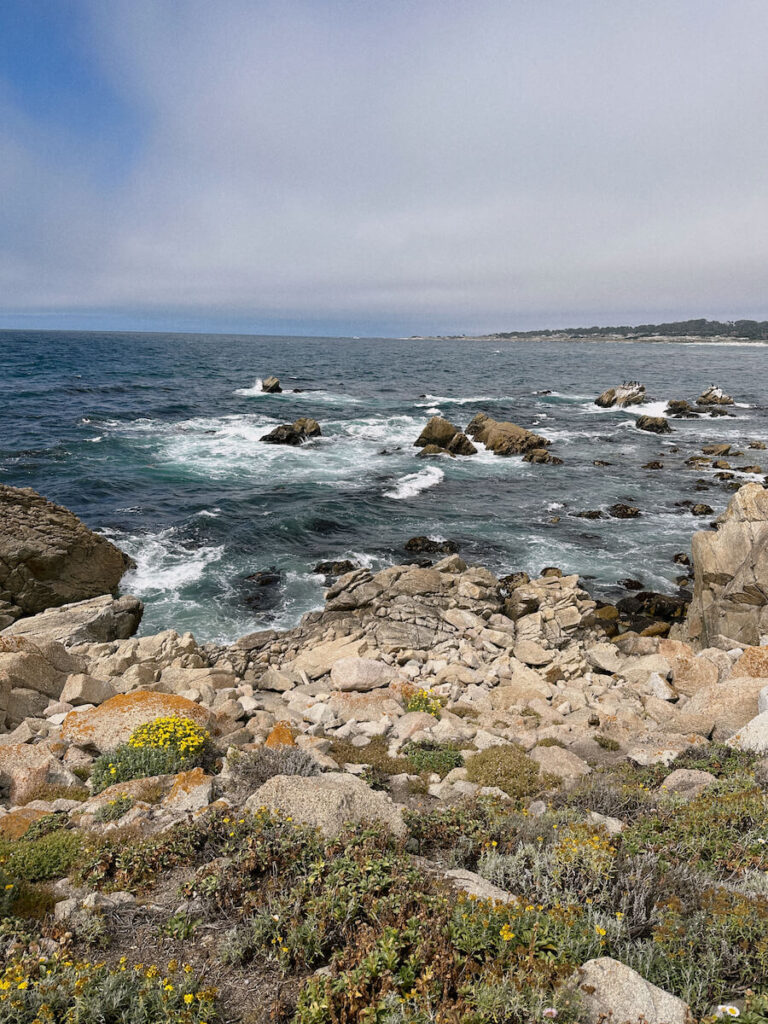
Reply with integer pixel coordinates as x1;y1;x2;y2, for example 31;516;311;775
245;773;407;838
0;743;80;805
261;376;282;393
1;594;142;646
466;413;551;456
636;415;672;434
330;656;395;692
696;384;734;406
0;485;134;620
674;676;768;740
682;483;768;649
414;416;462;449
594;382;645;408
260;418;321;446
727;710;768;754
60;690;213;752
577;957;690;1024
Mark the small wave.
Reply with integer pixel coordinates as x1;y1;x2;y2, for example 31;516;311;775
84;436;103;443
233;378;268;396
119;528;225;594
384;465;445;499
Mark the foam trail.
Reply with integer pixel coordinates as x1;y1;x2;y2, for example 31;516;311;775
384;465;444;499
118;529;224;593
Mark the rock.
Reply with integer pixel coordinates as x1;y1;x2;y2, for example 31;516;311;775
0;636;84;728
594;382;646;408
313;560;358;577
61;691;213;753
413;416;463;449
416;444;449;458
2;594;142;646
444;868;514;903
690;503;713;517
260;418;321;445
246;773;406;838
608;503;640;519
587;811;625;835
636;415;672;434
513;639;553;666
261;376;282;393
465;413;552;456
683;483;768;648
264;722;295;747
0;485;134;619
285;637;364;679
258;667;297;692
726;710;768;754
659;768;716;799
731;645;768;677
405;536;459;555
643;461;664;469
577;957;690;1024
530;745;591;782
586;643;624;674
616;591;689;632
445;432;477;456
0;743;80;804
666;399;694;416
674;676;768;740
59;673;117;707
522;447;563;465
696;384;734;406
330;656;395;692
162;767;214;812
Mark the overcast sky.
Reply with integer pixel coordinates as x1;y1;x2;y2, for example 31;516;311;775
2;0;768;336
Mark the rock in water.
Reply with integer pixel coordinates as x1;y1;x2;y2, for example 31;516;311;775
0;485;134;623
466;413;552;456
696;384;734;406
260;418;321;445
608;503;640;519
666;398;696;417
261;375;282;393
635;415;672;434
682;482;768;649
414;416;462;449
594;382;645;407
413;417;477;456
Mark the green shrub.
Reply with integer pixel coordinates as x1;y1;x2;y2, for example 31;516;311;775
465;744;555;800
94;795;134;823
0;953;217;1023
595;734;620;751
222;745;320;802
17;783;89;805
403;741;464;778
0;829;82;882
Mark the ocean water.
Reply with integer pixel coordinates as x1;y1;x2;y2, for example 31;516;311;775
2;330;767;643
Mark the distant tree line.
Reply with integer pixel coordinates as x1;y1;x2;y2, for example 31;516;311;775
493;318;768;340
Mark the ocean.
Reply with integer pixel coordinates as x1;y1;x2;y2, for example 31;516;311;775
2;329;766;643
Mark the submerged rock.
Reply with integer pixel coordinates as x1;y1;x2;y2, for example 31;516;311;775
608;503;640;519
405;537;460;555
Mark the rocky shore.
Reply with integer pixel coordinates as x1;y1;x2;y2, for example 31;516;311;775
1;482;767;1022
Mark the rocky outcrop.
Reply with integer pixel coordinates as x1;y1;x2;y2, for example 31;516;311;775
594;382;645;408
696;384;733;406
0;485;134;625
1;594;142;646
261;375;282;393
466;413;551;457
666;399;695;417
682;483;768;649
260;418;321;445
61;690;214;753
636;415;671;434
413;417;477;457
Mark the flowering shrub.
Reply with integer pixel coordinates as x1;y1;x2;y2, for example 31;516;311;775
91;717;211;794
93;795;134;823
0;954;217;1024
405;689;442;718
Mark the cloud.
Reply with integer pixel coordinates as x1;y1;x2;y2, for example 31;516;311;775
3;0;768;333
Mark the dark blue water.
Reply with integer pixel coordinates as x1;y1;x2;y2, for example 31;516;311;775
2;330;766;642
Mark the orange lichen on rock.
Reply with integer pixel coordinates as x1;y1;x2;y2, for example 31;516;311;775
0;806;48;840
61;690;213;753
265;721;295;748
163;767;213;812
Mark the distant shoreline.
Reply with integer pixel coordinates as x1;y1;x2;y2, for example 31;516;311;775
414;333;768;344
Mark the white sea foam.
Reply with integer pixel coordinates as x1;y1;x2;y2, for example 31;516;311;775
384;466;444;499
84;436;103;443
119;528;225;594
233;378;268;396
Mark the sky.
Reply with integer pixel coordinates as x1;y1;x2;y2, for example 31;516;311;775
2;0;768;337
